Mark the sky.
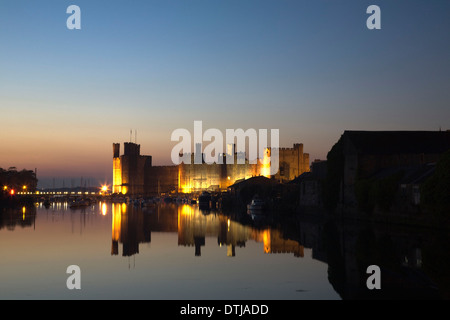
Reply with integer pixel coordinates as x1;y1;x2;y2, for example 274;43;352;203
1;0;449;188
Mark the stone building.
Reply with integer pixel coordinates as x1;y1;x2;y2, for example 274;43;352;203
333;130;450;208
112;142;152;195
272;143;310;183
112;141;311;196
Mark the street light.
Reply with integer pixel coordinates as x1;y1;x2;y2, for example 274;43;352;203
100;185;109;195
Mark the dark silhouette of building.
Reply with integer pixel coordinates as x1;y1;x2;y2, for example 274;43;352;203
327;130;450;209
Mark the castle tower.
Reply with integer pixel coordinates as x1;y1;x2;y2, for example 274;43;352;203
113;143;122;194
113;143;120;158
294;143;304;177
112;142;152;195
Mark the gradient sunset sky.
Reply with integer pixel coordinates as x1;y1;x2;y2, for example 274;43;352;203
1;0;449;188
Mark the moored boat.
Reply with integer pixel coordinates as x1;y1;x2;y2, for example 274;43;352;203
69;199;90;209
247;195;266;214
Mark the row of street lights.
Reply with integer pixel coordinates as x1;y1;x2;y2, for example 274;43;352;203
3;185;110;196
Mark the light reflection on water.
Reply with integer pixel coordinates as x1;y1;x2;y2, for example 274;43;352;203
0;202;338;300
1;201;448;299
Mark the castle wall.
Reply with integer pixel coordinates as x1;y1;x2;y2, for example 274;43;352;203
272;143;310;182
113;141;310;196
178;152;262;192
112;142;152;195
179;163;222;193
145;165;178;195
112;157;122;194
113;143;122;194
120;155;151;195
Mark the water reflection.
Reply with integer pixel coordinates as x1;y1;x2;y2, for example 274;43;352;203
1;200;449;299
110;203;304;258
111;202;153;257
0;205;37;231
103;202;450;298
322;218;449;299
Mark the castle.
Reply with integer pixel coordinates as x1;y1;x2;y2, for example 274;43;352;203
112;142;310;196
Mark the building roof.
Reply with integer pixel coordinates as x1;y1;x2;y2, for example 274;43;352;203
343;130;450;155
228;176;276;190
288;172;314;184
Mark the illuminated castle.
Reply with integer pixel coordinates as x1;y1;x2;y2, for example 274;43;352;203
113;142;310;196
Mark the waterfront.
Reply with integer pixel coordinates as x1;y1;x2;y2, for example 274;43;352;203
0;201;448;299
0;202;336;299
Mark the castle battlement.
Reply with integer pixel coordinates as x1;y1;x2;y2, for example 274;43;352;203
112;141;310;195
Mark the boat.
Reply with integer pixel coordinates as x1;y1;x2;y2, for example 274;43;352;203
247;195;266;214
69;199;90;209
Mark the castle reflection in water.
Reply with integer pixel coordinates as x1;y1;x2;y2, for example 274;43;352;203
110;203;304;258
2;201;449;299
107;202;450;299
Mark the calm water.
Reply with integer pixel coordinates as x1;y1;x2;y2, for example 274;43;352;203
0;201;449;299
